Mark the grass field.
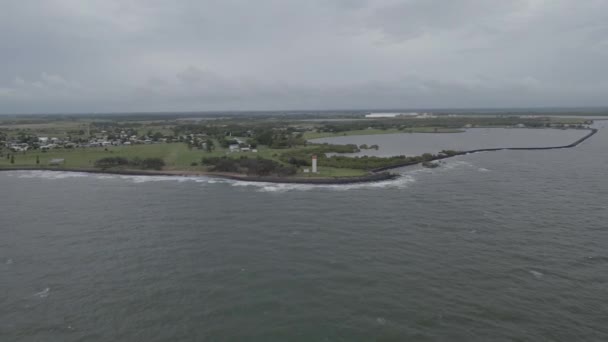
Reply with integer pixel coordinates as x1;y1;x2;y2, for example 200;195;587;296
303;127;463;139
0;143;367;177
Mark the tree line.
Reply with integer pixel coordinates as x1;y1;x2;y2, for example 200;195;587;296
94;157;166;170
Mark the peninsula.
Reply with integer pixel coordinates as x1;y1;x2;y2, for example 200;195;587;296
0;112;597;184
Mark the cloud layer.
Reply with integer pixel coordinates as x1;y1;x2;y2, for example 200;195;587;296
1;0;608;113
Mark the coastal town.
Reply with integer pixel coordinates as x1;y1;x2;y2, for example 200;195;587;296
0;112;595;182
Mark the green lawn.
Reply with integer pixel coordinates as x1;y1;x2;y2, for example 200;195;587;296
0;143;367;177
304;127;463;139
296;167;367;178
0;143;211;170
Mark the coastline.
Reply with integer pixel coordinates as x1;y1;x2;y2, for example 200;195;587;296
0;128;598;185
0;166;398;184
371;128;598;172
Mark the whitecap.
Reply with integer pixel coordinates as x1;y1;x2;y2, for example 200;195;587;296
231;174;417;193
34;287;50;298
477;168;490;172
529;270;543;279
6;258;13;265
16;171;89;180
442;160;473;170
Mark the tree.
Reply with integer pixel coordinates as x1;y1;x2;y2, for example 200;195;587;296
36;155;40;165
141;158;165;170
205;139;214;152
10;155;15;164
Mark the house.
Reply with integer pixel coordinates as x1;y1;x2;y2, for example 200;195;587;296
240;147;251;152
40;144;57;151
10;143;28;152
229;144;240;152
38;137;49;144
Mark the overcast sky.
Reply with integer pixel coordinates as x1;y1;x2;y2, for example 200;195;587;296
1;0;608;113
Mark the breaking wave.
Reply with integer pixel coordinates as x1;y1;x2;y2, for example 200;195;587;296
231;174;418;193
6;170;219;184
2;159;480;192
34;288;50;298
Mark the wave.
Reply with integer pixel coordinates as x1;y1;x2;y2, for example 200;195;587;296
2;159;478;192
15;170;90;179
231;174;418;192
6;170;218;184
34;287;50;298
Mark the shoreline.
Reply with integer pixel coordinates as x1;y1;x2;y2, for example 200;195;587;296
371;128;598;172
0;128;598;185
0;166;398;184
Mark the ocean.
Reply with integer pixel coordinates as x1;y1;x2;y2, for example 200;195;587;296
2;124;608;341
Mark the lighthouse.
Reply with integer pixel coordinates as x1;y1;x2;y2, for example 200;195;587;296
312;155;318;173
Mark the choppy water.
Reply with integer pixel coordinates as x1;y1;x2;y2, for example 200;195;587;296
2;124;608;341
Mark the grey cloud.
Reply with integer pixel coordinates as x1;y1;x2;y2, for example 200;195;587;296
1;0;608;113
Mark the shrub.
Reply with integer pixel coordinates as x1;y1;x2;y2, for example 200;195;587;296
141;158;165;170
94;157;129;168
94;156;165;170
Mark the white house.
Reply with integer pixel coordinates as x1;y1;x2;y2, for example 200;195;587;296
229;144;240;152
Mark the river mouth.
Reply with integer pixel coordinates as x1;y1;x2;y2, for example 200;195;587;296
309;128;591;157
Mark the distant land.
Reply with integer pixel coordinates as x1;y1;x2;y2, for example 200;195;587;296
0;110;600;184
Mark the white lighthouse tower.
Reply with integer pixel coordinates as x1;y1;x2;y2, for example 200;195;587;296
312;155;318;173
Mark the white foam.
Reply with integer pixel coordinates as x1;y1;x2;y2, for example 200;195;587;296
441;160;473;170
529;270;543;279
15;170;89;179
5;169;424;192
5;170;218;184
6;258;13;265
477;168;490;172
34;287;50;298
231;174;417;193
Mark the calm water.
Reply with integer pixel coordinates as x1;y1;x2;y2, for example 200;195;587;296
311;128;590;156
2;124;608;341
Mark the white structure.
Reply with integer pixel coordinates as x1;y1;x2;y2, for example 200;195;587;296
312;155;318;173
49;158;65;166
365;112;418;118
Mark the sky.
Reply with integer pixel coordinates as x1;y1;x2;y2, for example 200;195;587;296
1;0;608;114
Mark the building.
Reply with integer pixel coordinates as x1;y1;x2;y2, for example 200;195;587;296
365;112;418;118
312;155;318;173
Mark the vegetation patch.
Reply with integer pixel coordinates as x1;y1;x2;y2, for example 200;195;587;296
202;156;297;177
94;157;166;170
